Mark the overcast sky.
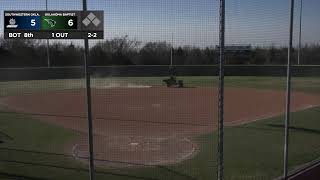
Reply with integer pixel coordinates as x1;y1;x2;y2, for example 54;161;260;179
1;0;320;47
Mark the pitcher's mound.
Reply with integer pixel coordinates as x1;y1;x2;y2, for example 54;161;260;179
72;135;197;168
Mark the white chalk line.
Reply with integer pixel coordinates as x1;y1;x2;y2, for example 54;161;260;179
227;104;319;127
70;136;198;167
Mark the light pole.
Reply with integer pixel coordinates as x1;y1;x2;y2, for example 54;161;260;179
170;33;173;68
298;0;303;65
45;0;50;67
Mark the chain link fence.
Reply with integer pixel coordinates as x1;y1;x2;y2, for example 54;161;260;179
0;0;320;180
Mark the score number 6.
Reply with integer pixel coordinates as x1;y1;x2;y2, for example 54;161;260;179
68;19;74;27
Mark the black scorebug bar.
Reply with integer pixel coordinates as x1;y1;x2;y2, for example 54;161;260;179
4;11;104;39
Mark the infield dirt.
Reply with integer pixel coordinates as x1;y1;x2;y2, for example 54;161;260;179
1;87;319;167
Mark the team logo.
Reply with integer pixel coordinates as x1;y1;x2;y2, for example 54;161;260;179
44;19;57;27
6;18;18;28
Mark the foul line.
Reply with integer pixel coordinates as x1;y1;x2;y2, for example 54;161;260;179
226;104;319;127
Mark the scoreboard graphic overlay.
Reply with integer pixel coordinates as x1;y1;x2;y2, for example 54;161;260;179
4;11;104;39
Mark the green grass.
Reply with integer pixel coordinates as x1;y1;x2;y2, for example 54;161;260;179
224;107;320;179
0;79;85;97
1;76;319;97
1;106;320;180
0;76;320;179
0;109;91;180
180;76;320;94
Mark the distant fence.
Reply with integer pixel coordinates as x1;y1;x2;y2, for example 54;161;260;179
0;65;320;81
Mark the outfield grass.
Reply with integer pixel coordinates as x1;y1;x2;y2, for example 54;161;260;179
1;76;319;97
0;76;319;180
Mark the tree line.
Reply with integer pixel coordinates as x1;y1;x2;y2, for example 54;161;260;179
0;36;319;67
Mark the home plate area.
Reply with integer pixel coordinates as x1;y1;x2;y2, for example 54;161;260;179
71;135;197;167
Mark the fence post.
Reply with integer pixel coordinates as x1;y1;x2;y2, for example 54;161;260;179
283;0;295;179
218;0;225;180
82;0;95;180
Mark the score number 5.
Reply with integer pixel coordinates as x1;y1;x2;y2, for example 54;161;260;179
31;19;36;27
